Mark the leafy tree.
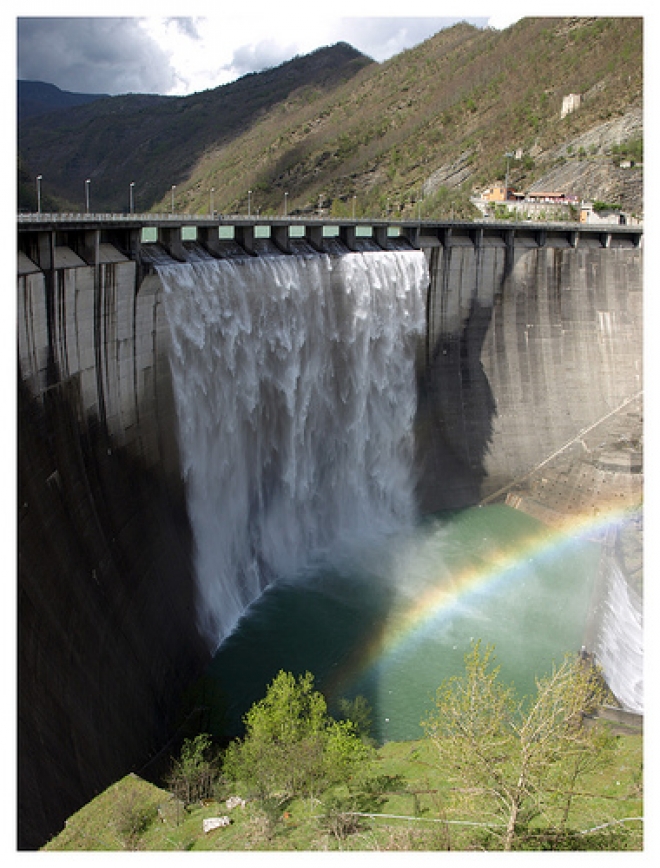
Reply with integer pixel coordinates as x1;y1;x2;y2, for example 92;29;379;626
222;670;373;803
167;733;218;807
421;641;613;850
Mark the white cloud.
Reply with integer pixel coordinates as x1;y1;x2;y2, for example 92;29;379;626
135;14;492;94
17;11;495;96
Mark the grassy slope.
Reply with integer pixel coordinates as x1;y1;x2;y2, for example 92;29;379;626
158;17;642;219
43;733;642;851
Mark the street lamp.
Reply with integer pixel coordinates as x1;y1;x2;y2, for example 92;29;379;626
171;185;176;214
210;187;215;216
504;152;514;200
284;191;288;217
129;181;135;214
85;179;91;213
36;175;42;214
248;190;252;217
352;195;356;220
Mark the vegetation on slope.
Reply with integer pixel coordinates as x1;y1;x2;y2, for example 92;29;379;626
18;18;642;218
17;80;109;122
43;645;643;852
151;16;643;220
17;43;372;213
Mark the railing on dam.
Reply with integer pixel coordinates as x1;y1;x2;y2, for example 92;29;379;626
17;212;643;270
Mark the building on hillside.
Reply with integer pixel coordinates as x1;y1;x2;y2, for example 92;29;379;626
561;93;581;119
481;185;525;203
580;203;630;225
526;191;579;205
473;187;580;221
481;185;506;202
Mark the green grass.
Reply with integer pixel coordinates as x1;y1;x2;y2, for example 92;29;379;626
43;732;642;852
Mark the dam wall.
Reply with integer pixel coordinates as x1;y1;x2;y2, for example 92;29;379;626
414;225;643;511
17;218;642;848
17;234;206;849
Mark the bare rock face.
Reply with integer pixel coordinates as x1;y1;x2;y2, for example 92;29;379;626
529;108;643;215
423;150;475;196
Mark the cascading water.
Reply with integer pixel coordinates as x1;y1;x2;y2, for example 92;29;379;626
159;251;428;651
592;523;643;713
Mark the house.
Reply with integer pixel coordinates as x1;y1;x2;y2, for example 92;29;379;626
580;203;628;225
561;93;581;119
526;191;575;204
481;186;524;203
482;185;507;202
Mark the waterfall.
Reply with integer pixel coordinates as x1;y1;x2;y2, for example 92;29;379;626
159;251;428;651
593;527;643;713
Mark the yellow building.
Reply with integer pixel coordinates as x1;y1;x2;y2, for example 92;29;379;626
483;185;507;202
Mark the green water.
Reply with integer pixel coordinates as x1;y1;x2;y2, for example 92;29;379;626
203;505;599;743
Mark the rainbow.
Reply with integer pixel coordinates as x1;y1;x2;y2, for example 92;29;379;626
326;497;641;697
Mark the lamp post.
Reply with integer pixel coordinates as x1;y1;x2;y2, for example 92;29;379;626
36;175;42;214
284;191;288;217
248;189;252;217
210;187;215;216
171;185;176;214
352;195;356;220
504;152;514;201
129;181;135;214
85;179;91;214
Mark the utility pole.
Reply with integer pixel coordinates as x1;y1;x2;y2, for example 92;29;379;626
504;152;514;200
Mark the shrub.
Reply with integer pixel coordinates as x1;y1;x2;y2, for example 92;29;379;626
167;733;218;807
222;671;374;802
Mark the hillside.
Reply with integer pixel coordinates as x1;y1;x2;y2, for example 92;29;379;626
17;18;642;219
17;43;373;213
18;80;109;122
43;735;642;851
166;17;641;220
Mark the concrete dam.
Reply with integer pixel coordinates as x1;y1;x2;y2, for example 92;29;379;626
17;216;643;849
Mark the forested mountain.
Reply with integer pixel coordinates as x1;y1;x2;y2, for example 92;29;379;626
17;18;642;219
18;80;109;122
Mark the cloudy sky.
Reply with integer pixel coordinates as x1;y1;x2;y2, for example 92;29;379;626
15;2;527;97
16;1;647;98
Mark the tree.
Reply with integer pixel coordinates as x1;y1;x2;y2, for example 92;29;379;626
167;733;217;807
222;670;373;803
421;641;613;850
337;694;375;745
